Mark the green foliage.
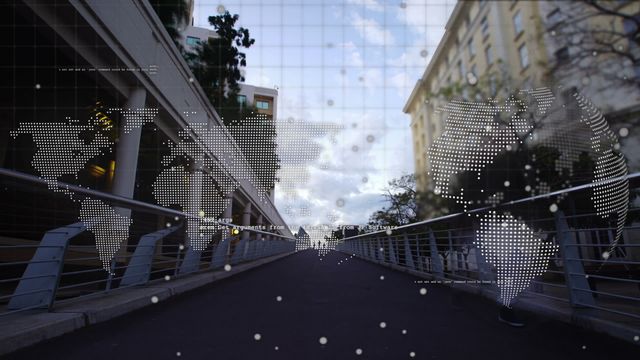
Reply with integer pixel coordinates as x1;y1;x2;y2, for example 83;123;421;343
149;0;189;44
367;174;448;227
186;11;255;124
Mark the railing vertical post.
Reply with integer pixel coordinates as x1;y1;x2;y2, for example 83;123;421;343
121;225;181;286
173;245;183;276
415;235;424;272
8;222;85;310
105;257;116;292
403;234;415;270
364;238;369;259
388;236;397;265
376;237;383;262
179;247;202;274
555;211;596;307
428;229;444;278
447;230;455;275
211;235;232;269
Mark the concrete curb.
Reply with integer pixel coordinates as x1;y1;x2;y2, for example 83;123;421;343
0;251;294;356
342;251;640;346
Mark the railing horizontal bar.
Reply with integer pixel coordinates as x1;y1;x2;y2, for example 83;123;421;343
342;172;640;240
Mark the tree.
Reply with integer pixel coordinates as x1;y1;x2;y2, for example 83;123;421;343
186;11;255;123
547;0;640;88
367;174;448;228
149;0;190;45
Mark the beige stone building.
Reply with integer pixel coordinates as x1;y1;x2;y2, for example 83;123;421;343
404;0;640;193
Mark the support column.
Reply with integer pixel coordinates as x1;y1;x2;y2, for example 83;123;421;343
241;203;252;240
222;195;233;257
231;202;252;264
187;153;204;249
112;88;146;215
179;153;204;274
111;88;146;253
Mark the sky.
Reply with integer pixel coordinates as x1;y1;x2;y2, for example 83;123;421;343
193;0;456;231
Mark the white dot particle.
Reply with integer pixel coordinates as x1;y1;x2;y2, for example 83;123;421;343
525;185;531;192
549;204;558;213
602;251;610;260
419;288;427;295
385;229;392;235
504;181;510;187
254;333;261;341
581;345;586;350
319;336;328;345
410;352;416;357
380;275;385;280
276;296;282;302
274;346;279;351
402;329;407;334
619;127;629;137
379;322;387;328
151;296;158;304
35;84;41;89
224;264;232;271
355;348;363;355
176;351;181;357
633;335;639;341
164;275;171;281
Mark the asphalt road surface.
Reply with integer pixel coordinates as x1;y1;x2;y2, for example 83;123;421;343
6;249;638;359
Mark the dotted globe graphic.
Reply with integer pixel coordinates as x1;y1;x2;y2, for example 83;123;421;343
427;87;629;306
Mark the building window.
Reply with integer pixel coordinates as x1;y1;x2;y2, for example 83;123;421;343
186;36;200;46
481;17;489;36
458;60;465;79
237;95;247;106
485;45;493;65
256;100;270;110
468;38;475;58
513;11;523;36
518;43;529;68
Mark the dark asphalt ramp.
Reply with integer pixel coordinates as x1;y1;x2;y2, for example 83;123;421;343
5;249;638;359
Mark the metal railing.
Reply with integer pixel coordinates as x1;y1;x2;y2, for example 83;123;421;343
337;173;640;327
0;169;295;316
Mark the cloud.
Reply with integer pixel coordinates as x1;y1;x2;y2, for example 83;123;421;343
346;0;384;12
396;0;455;35
350;13;395;46
341;41;365;68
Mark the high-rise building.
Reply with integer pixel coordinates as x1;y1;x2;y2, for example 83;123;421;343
237;84;278;120
403;0;640;194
